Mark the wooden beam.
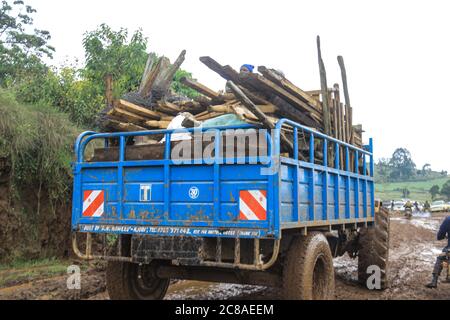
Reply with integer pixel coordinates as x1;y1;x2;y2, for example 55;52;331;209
258;66;321;112
337;56;351;109
139;57;164;98
237;85;271;105
180;77;220;99
239;72;321;121
145;120;172;129
227;81;294;153
317;36;331;135
139;53;156;93
117;99;161;120
155;101;181;116
199;56;240;83
153;50;187;97
104;119;148;132
108;107;152;126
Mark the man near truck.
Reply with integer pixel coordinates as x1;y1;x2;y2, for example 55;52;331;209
240;64;255;73
426;216;450;288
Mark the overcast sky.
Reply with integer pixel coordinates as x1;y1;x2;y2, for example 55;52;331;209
30;0;450;172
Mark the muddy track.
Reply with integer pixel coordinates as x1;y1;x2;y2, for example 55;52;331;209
1;213;449;300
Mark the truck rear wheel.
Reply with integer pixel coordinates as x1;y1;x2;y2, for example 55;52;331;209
358;207;390;289
106;261;170;300
282;232;335;300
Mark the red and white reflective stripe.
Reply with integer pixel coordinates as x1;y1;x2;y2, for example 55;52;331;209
83;190;104;217
239;190;267;221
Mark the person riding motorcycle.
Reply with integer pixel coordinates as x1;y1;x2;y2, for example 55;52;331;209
426;216;450;288
404;200;413;218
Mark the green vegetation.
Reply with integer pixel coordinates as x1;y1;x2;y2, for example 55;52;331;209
0;0;202;262
0;0;54;86
376;177;450;202
0;89;80;207
375;148;447;184
440;180;450;201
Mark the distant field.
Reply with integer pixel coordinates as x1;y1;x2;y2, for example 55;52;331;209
375;177;450;202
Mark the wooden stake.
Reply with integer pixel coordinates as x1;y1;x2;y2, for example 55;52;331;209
317;36;331;135
337;56;351;109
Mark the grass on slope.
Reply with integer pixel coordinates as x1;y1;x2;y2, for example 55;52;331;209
375;177;450;202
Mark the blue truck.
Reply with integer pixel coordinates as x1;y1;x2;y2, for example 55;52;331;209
71;118;389;300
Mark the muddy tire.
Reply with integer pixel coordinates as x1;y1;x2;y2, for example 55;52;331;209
106;261;170;300
282;232;335;300
358;207;390;289
106;236;169;300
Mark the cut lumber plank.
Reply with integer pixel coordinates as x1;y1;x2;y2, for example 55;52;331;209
180;77;220;99
108;107;151;125
139;53;156;93
227;81;294;153
139;57;164;98
239;72;322;121
117;99;161;120
258;66;321;112
152;50;187;98
156;101;181;116
237;85;272;105
196;112;224;121
210;104;276;114
199;56;240;83
104;119;148;132
193;95;212;107
145;120;172;129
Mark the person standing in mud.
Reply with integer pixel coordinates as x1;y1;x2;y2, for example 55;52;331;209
424;200;431;212
426;215;450;288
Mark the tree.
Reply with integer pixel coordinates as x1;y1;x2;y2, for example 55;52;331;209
82;24;148;98
429;185;440;200
0;0;55;84
389;148;416;181
440;180;450;201
421;163;431;176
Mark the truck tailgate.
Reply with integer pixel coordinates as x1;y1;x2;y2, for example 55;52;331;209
72;162;276;239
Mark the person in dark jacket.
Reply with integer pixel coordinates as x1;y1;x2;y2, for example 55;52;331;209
426;216;450;288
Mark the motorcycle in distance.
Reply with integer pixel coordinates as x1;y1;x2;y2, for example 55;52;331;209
404;206;413;219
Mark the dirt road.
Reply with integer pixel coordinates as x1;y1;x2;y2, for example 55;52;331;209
1;213;449;300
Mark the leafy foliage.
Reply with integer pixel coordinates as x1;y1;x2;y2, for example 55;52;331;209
440;181;450;201
0;89;79;206
389;148;416;181
0;0;54;85
8;22;199;127
429;185;440;200
82;24;148;99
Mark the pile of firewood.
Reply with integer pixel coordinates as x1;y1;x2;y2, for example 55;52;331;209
100;36;363;152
